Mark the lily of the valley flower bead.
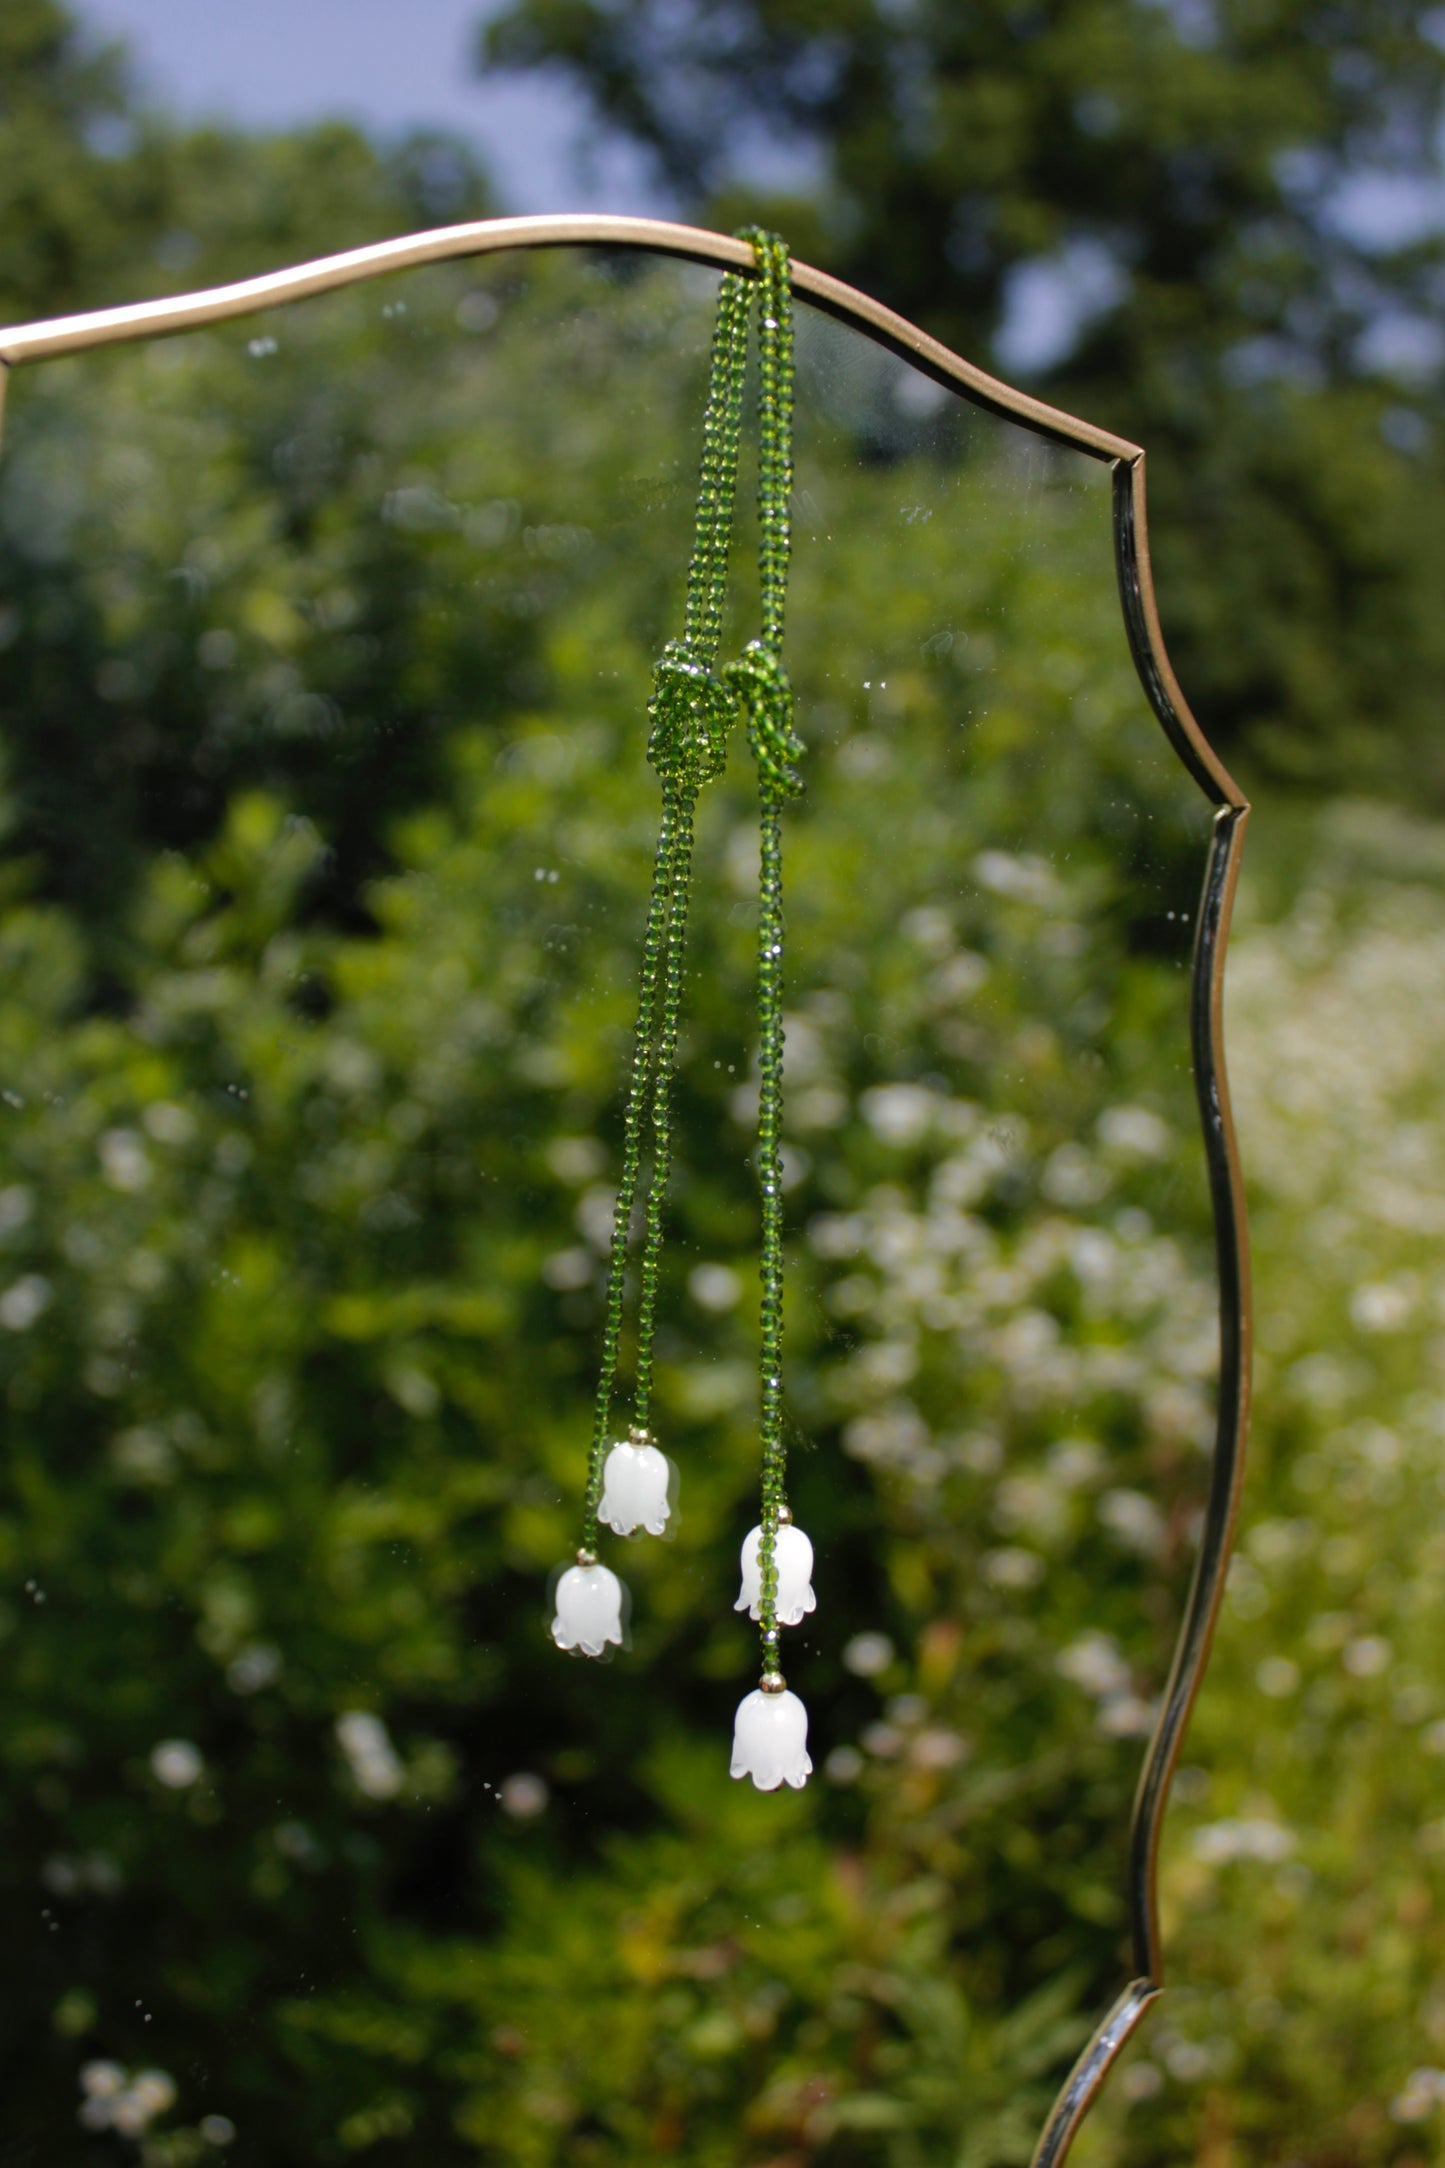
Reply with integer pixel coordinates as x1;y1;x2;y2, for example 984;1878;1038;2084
598;1430;673;1537
730;1685;811;1791
735;1521;815;1625
551;1561;626;1657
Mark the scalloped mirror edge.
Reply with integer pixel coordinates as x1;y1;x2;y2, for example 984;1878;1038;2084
0;213;1253;2168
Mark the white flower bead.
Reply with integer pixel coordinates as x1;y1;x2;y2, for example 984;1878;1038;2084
551;1562;626;1657
598;1433;673;1537
734;1522;816;1625
730;1687;812;1791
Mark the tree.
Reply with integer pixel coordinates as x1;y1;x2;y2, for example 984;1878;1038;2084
480;0;1445;795
0;0;493;328
0;4;497;939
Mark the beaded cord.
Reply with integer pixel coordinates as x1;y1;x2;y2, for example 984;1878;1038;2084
580;259;753;1551
724;229;802;1683
575;229;803;1708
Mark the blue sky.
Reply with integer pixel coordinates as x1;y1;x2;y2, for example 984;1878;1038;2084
70;1;1444;379
74;0;662;212
66;0;1098;367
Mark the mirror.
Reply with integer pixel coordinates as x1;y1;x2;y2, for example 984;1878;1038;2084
0;235;1246;2165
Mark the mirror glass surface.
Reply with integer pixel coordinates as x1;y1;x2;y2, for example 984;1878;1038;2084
0;250;1219;2165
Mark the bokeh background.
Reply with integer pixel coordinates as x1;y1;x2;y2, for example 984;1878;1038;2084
0;3;1443;2164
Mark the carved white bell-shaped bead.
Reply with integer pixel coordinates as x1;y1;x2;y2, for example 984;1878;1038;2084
598;1431;673;1537
731;1686;812;1791
735;1522;816;1625
551;1561;626;1657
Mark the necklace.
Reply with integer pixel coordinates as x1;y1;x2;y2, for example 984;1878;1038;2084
551;229;813;1792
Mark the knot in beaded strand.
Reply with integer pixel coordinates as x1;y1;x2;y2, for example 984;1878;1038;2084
723;643;804;802
553;227;814;1793
648;641;737;792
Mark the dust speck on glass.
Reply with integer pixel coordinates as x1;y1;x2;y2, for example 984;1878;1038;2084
548;230;816;1791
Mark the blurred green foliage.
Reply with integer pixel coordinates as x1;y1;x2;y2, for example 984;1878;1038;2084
0;0;492;330
2;8;1442;2164
1077;798;1445;2167
482;0;1445;803
0;250;1219;2163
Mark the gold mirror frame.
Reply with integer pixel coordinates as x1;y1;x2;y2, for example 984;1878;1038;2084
0;213;1253;2166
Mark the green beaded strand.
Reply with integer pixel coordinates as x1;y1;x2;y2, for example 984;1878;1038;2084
576;228;802;1702
632;271;752;1433
752;235;795;657
581;788;680;1550
724;230;803;1684
684;269;750;662
630;778;694;1433
580;262;754;1551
